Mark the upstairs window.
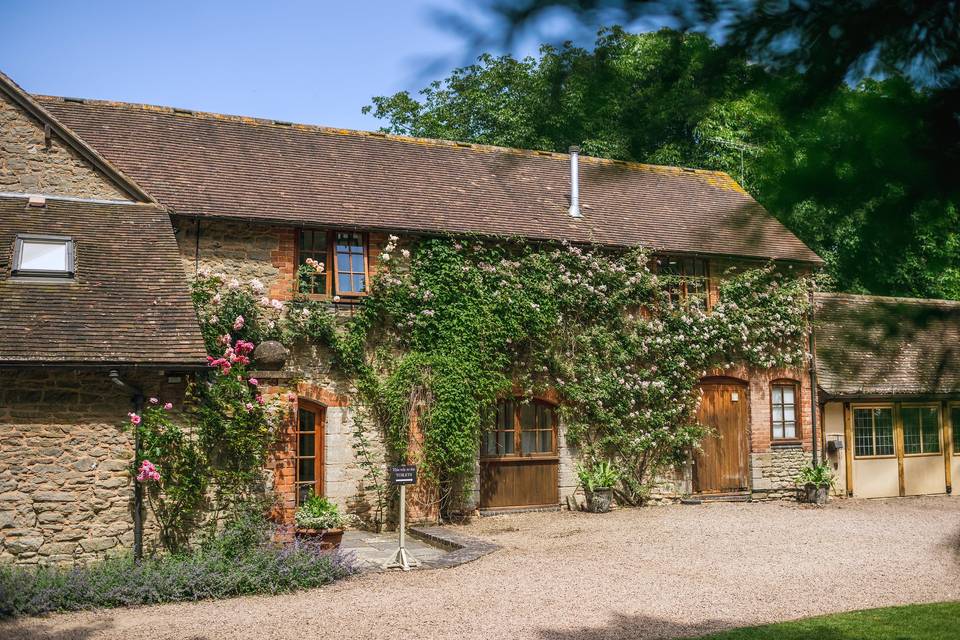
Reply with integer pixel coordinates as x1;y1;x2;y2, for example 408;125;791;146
12;235;75;278
297;229;367;297
771;381;799;440
657;256;709;309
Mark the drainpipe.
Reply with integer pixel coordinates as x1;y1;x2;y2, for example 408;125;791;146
807;284;820;466
109;370;144;562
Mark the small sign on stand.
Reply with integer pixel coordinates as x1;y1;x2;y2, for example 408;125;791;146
384;465;421;571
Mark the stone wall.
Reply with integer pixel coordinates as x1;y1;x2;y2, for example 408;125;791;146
0;369;186;565
750;447;809;500
0;94;128;200
177;219;392;524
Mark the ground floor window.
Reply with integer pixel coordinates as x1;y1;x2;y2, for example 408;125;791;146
853;406;894;457
771;380;799;440
482;398;557;458
901;405;941;455
952;404;960;454
295;401;324;504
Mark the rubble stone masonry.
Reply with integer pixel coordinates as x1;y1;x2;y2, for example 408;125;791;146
0;369;184;565
0;96;128;200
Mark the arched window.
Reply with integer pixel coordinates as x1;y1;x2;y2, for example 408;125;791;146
770;380;800;441
482;399;557;458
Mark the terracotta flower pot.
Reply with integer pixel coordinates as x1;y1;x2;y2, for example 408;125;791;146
295;527;344;550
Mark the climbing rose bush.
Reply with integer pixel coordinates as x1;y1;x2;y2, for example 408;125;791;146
186;238;810;511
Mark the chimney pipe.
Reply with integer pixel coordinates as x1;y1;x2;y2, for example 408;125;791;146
568;145;582;218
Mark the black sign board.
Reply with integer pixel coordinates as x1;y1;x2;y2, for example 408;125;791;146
390;465;417;486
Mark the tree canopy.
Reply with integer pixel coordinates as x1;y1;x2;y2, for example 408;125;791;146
366;27;960;300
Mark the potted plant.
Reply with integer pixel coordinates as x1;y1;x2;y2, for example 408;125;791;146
796;462;835;505
577;460;620;513
294;492;345;549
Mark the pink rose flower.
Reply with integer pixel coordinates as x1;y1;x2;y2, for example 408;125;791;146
286;392;297;402
128;412;141;426
163;402;173;410
137;460;161;482
256;395;265;405
233;315;245;330
244;402;254;411
248;378;259;386
149;397;159;404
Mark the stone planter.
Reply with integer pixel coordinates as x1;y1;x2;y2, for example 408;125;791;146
585;487;614;513
295;527;344;550
802;483;830;505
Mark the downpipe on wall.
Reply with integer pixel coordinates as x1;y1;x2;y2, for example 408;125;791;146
109;369;144;562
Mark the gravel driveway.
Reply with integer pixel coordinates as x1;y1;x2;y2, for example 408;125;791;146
5;497;960;640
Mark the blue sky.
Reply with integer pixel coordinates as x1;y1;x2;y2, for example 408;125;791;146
1;0;604;131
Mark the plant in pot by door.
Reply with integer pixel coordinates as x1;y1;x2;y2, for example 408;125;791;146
294;492;345;549
795;462;835;505
577;460;621;513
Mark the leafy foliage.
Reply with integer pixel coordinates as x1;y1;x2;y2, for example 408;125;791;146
368;26;960;300
265;238;808;510
0;514;354;619
294;493;344;530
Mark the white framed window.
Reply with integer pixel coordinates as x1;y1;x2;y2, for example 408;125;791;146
12;234;75;278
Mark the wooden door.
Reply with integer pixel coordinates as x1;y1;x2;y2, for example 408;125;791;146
694;381;749;493
479;399;560;510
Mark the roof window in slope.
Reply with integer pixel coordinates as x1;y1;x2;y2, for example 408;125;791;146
12;234;75;278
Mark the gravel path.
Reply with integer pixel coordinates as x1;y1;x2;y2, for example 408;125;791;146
5;497;960;640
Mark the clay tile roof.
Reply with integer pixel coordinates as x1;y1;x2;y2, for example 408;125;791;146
0;195;207;367
815;292;960;397
37;96;822;264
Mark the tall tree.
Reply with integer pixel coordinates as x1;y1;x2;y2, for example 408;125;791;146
368;27;960;299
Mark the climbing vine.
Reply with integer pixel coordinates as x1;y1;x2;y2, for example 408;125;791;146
181;236;809;515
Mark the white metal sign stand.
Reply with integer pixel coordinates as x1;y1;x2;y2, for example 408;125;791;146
384;466;420;571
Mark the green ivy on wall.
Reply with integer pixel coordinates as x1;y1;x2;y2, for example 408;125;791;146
188;235;809;516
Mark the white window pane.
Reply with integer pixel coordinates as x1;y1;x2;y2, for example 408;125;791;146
785;422;796;438
20;241;67;271
773;424;783;439
783;386;795;403
784;405;795;422
773;406;784;424
772;386;782;404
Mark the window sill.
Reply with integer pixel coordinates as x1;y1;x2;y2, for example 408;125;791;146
771;440;803;450
853;455;897;460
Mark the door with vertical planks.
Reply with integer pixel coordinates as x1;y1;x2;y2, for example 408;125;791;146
694;380;749;493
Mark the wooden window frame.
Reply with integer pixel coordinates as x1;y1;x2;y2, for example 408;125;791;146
900;402;942;457
481;398;559;461
294;229;369;299
294;400;325;505
655;255;711;310
851;403;897;459
770;379;801;443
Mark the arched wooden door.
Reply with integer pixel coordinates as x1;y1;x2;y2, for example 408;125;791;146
694;380;749;493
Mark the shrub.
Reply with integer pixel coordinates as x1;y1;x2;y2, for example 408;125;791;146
0;516;355;619
796;462;835;488
294;493;345;530
577;460;621;492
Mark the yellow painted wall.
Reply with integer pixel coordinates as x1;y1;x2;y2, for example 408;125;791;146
903;456;946;495
823;402;846;495
852;457;901;498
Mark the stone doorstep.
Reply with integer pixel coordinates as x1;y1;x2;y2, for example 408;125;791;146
407;526;500;570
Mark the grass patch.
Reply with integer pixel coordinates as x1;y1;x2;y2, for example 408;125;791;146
697;602;959;639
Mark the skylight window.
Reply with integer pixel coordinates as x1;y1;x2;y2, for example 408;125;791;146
12;235;75;278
